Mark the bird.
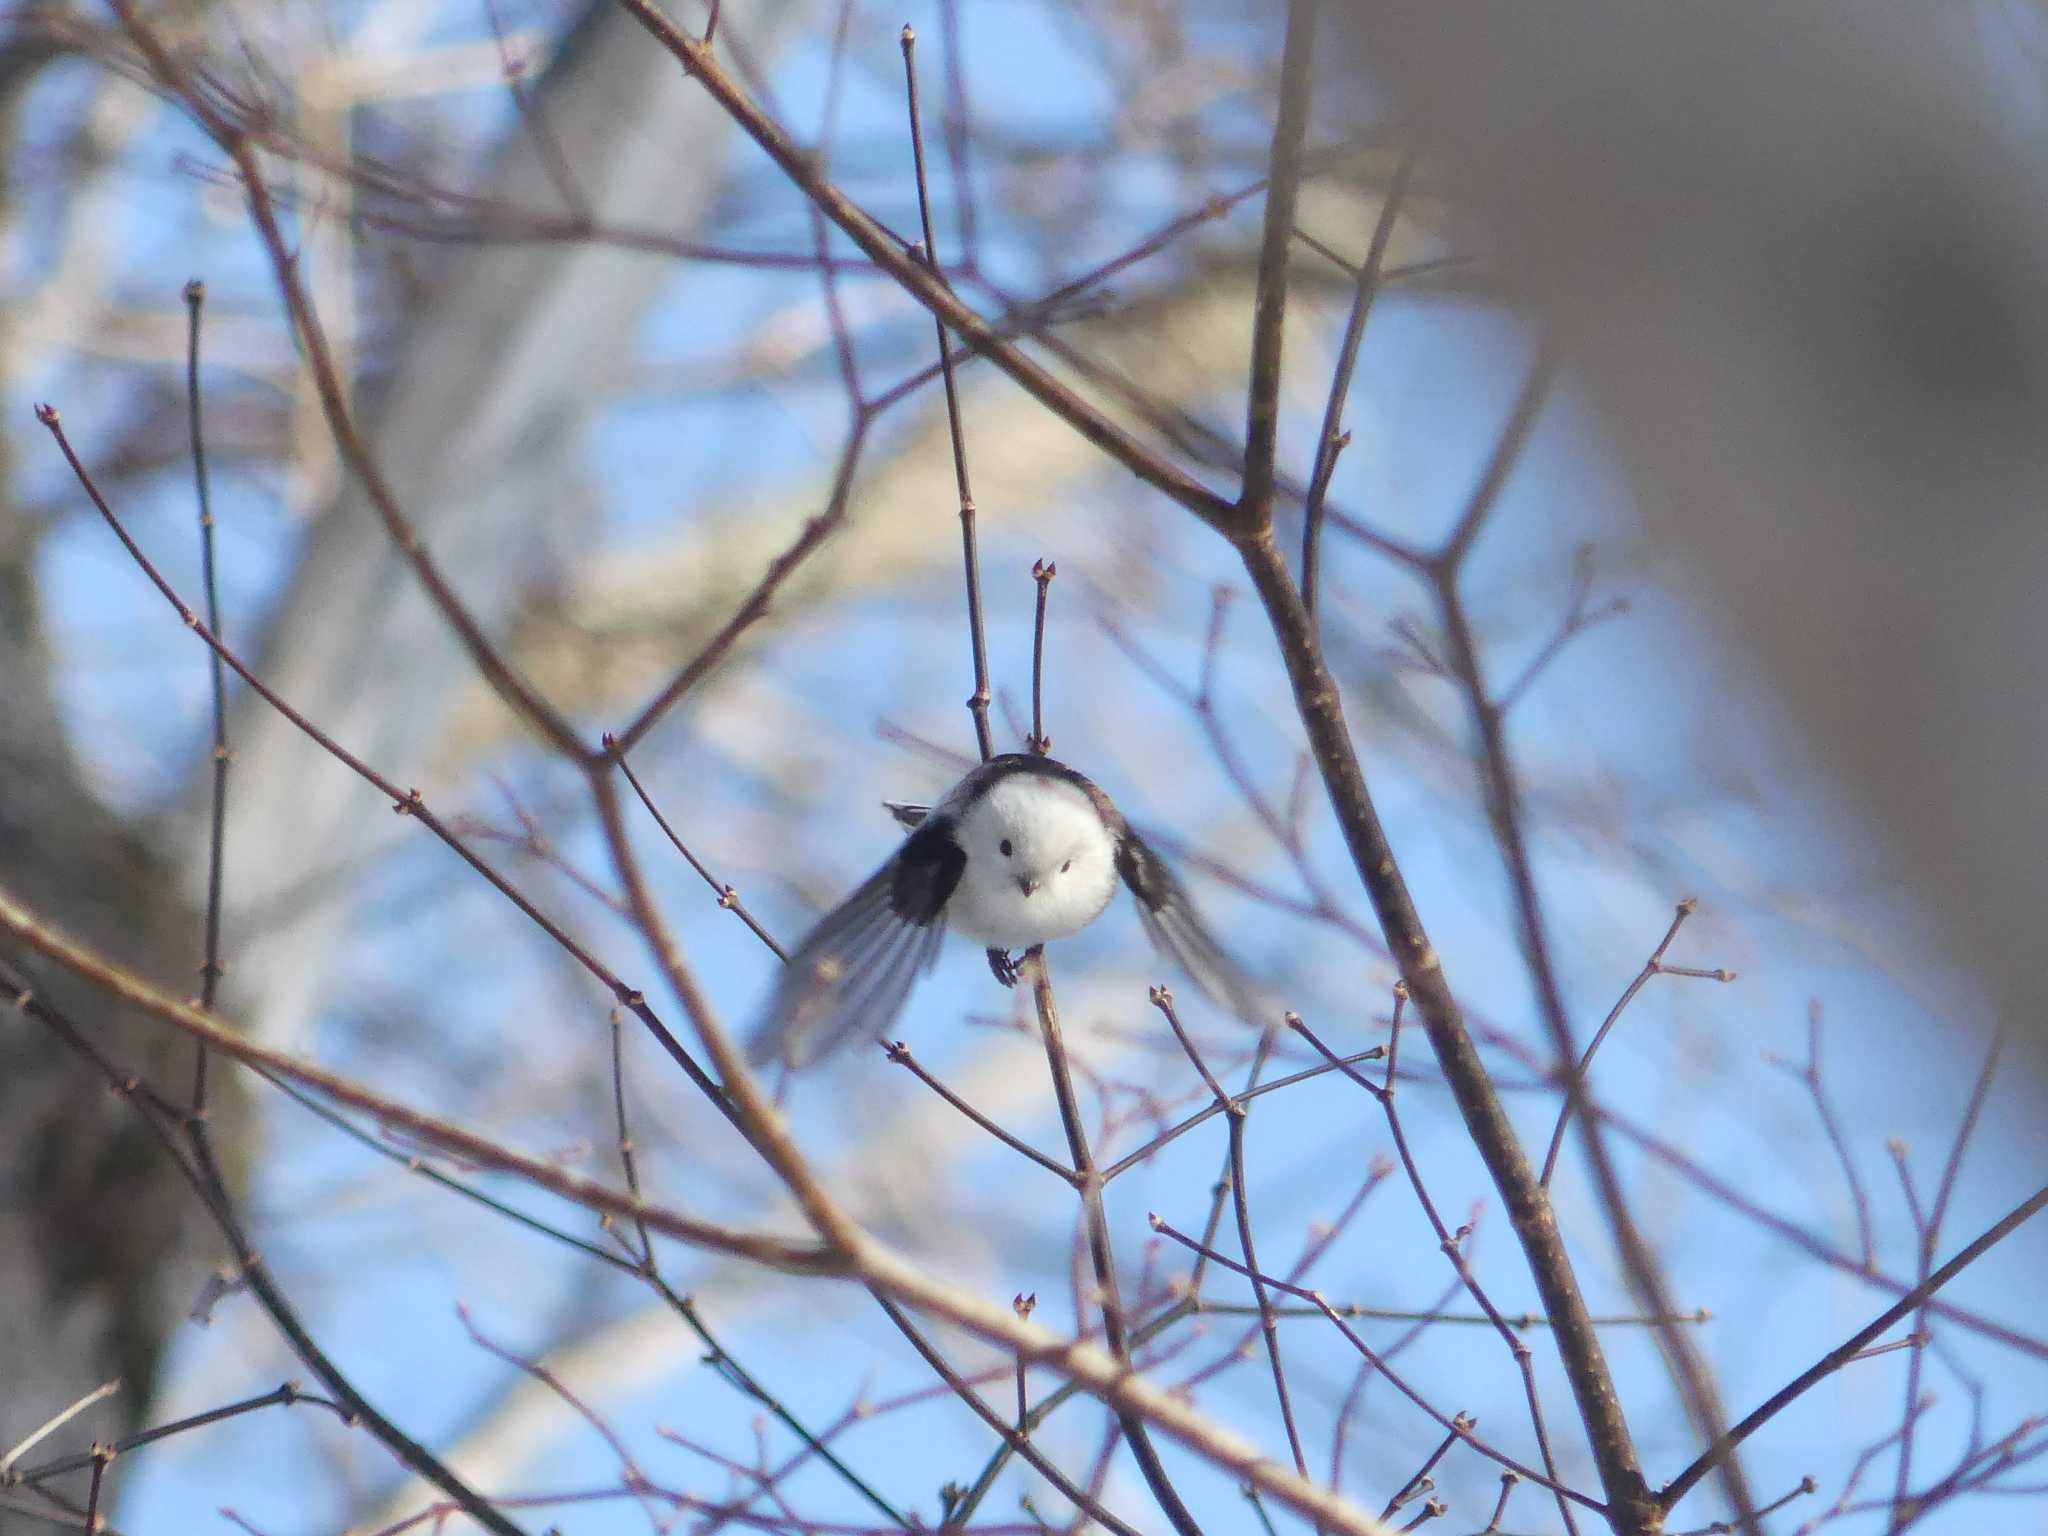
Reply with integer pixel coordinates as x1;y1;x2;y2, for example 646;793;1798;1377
748;752;1266;1068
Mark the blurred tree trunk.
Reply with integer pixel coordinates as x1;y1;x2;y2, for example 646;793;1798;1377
1339;0;2048;1073
0;460;217;1462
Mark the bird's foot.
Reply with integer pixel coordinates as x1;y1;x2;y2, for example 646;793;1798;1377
986;947;1020;988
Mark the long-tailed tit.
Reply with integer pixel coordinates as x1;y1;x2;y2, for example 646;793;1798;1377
749;752;1263;1067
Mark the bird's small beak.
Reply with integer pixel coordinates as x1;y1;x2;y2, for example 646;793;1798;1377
1017;877;1040;898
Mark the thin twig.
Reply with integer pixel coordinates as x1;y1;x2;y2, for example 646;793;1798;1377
607;740;788;960
1155;989;1310;1484
935;0;979;266
1436;343;1558;565
36;400;730;1113
871;1296;1147;1536
83;1452;105;1536
182;277;231;1116
1889;1024;2006;1524
1;1383;121;1477
605;1007;655;1268
9;1384;348;1486
1482;1472;1520;1533
1380;1422;1463;1522
903;24;993;761
1029;558;1056;754
1031;954;1204;1536
1495;545;1630;716
1104;1044;1384;1181
1540;898;1731;1187
1293;1001;1583;1536
1013;1292;1036;1433
1147;1215;1606;1513
881;1038;1077;1184
649;1276;911;1531
1658;1178;2048;1512
1303;151;1413;625
1770;1004;1876;1271
1195;1302;1708;1328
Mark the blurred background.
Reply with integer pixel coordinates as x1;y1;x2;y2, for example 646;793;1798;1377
2;1;2044;1533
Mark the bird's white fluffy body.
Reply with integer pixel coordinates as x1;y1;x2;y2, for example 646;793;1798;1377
942;772;1119;946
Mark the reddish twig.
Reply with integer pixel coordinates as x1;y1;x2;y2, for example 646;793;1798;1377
1540;898;1732;1187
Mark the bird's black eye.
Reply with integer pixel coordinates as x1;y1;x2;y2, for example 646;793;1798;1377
1061;860;1072;873
999;838;1013;857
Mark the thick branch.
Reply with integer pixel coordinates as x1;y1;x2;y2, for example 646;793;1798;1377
1235;528;1660;1535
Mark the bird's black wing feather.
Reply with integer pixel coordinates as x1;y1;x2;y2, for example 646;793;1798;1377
747;819;964;1068
1116;829;1270;1028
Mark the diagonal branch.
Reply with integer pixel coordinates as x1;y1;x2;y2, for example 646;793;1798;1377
1658;1177;2048;1513
0;878;1404;1536
1234;525;1662;1535
614;0;1238;532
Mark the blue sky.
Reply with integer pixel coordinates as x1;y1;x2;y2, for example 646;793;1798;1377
16;2;2045;1533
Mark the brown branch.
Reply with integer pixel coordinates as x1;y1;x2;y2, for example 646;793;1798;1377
1029;557;1056;755
1239;0;1322;535
1030;954;1205;1536
614;0;1239;532
0;896;839;1275
1233;522;1660;1533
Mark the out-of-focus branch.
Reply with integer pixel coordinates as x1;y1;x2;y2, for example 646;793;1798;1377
1420;353;1754;1528
1238;0;1320;534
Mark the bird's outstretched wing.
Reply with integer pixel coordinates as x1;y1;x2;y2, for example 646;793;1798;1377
747;819;965;1069
1115;830;1271;1028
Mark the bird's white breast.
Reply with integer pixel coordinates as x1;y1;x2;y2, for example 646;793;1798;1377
944;775;1119;947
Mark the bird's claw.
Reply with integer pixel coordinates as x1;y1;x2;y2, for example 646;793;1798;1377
986;947;1020;988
